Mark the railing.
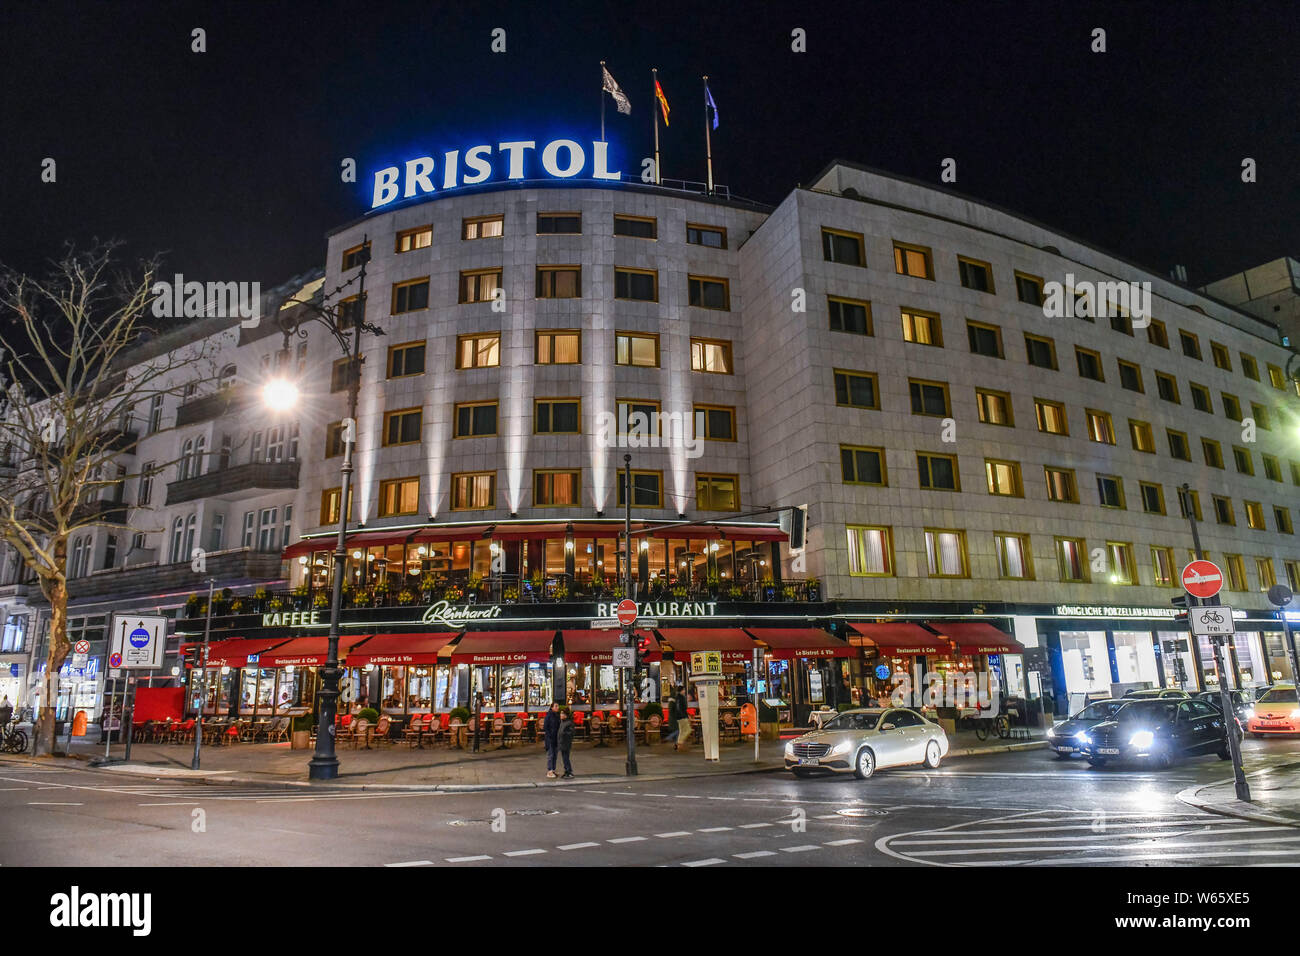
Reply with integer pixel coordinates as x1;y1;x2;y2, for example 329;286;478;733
166;459;300;505
175;385;249;427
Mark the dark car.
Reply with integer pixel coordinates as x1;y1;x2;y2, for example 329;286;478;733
1081;698;1231;768
1194;689;1253;733
1046;698;1128;758
1122;688;1190;699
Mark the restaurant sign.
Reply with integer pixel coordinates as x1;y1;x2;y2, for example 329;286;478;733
595;601;717;619
421;601;504;629
1054;606;1180;619
263;610;322;627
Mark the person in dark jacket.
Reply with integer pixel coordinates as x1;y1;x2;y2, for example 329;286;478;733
557;707;576;778
663;688;681;744
543;702;561;778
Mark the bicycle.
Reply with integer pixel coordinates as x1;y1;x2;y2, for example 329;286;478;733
1;718;28;754
973;712;1011;741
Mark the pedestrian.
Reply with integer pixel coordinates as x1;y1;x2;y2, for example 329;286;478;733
542;701;561;778
0;695;12;728
663;687;680;744
675;687;693;751
557;706;576;778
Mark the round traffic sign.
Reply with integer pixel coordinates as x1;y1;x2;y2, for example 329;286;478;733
109;652;122;668
616;599;638;626
1181;560;1224;599
128;627;150;649
74;640;90;654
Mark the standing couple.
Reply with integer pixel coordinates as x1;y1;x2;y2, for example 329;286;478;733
542;702;574;779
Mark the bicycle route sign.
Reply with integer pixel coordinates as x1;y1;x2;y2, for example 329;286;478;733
1189;605;1234;637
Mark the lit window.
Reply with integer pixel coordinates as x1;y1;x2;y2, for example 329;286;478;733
459;270;502;303
534;470;581;507
378;477;420;517
846;526;893;576
462;215;504;239
615;332;659;367
695;474;739;511
892;242;932;279
901;308;942;346
924;529;968;577
994;533;1033;579
536;267;581;298
984;459;1023;497
395;226;432;253
975;389;1014;426
691;338;733;374
1056;537;1088;582
455;333;500;369
451;472;495;511
1045;467;1078;503
535;330;581;364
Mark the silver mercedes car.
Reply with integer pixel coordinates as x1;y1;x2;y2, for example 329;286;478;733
784;707;949;779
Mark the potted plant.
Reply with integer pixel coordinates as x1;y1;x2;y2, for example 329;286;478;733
312;592;328;610
396;588;414;605
726;584;743;601
290;713;314;749
760;574;775;602
503;585;519;603
706;570;721;598
553;583;569;602
449;706;473;747
443;584;463;602
805;577;821;601
229;597;245;614
291;584;309;607
467;572;483;595
420;572;438;600
670;584;688;599
184;593;203;617
610;582;624;599
253;586;269;611
267;596;285;612
781;583;798;602
373;579;391;604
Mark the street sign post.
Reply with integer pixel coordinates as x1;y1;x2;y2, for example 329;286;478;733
1181;560;1224;599
1189;605;1235;637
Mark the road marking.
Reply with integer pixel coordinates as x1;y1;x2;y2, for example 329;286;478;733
914;833;1300;857
138;802;205;806
825;839;862;846
698;826;733;833
815;814;840;819
608;836;647;844
558;842;600;851
446;855;492;863
655;831;691;838
674;794;702;799
780;845;822;853
707;796;737;801
682;858;726;867
1035;848;1300;865
642;793;669;797
583;790;609;794
503;849;547;857
27;802;83;806
895;825;1281;846
0;788;30;791
734;850;776;859
739;822;773;829
385;860;433;867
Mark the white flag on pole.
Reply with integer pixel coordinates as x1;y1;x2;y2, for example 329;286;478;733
602;65;631;114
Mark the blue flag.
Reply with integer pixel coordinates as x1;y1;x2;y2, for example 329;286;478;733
706;85;719;129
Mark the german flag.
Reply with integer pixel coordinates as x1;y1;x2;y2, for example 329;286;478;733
654;78;670;126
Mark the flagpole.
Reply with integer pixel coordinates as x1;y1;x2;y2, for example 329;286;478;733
600;60;606;142
703;75;714;195
652;67;661;185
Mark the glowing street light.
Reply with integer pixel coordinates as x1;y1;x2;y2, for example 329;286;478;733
262;377;300;411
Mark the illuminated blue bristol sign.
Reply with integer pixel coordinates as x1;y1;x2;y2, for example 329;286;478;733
371;138;622;209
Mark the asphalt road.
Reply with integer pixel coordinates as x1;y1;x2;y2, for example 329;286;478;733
3;739;1299;867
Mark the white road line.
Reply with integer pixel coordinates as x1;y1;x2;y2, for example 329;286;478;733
446;855;492;863
707;796;737;801
674;794;702;799
698;826;732;833
825;839;863;846
655;831;691;838
0;788;30;791
815;814;839;819
385;860;433;867
642;793;669;797
682;858;726;867
558;842;600;851
911;833;1300;857
895;825;1281;846
734;851;776;859
941;819;1241;836
27;802;83;806
780;845;822;853
137;802;205;806
739;822;773;829
584;790;609;794
503;849;547;857
608;836;647;844
1033;848;1300;865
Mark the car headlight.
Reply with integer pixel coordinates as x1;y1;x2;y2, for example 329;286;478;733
1079;733;1092;745
1129;730;1154;749
1290;710;1300;720
1047;726;1057;738
829;740;853;756
784;742;794;756
1244;708;1254;719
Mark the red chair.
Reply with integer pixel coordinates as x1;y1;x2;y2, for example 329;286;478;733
434;712;451;744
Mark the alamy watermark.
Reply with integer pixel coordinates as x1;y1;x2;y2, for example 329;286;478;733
1042;274;1151;327
594;409;704;459
151;273;260;327
888;664;1000;714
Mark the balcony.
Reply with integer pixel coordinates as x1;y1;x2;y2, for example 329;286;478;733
166;459;300;505
73;498;129;524
99;426;140;453
67;547;286;602
175;385;250;427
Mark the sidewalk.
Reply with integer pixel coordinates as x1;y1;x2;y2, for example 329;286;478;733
12;726;1047;791
1178;761;1300;828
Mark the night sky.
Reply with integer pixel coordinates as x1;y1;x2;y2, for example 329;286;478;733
1;0;1296;291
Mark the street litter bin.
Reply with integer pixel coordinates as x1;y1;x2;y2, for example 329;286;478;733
72;710;88;737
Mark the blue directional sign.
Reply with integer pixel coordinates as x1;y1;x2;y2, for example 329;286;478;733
128;627;150;649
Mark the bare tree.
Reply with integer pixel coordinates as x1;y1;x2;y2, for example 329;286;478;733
0;243;219;756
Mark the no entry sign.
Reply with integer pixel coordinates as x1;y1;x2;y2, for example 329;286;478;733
616;599;638;626
1181;560;1224;599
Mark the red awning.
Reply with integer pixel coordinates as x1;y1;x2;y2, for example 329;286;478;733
412;525;494;543
347;633;458;667
282;529;414;560
449;630;557;665
258;635;373;667
492;523;570;541
648;524;786;542
846;622;952;654
926;621;1025;656
561;629;661;663
746;628;854;660
656;628;757;662
188;638;290;669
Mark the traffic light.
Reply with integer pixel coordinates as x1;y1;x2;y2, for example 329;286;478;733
1170;594;1189;623
780;504;808;553
635;634;650;667
181;644;201;669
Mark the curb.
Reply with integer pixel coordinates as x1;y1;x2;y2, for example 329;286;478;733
1177;776;1300;829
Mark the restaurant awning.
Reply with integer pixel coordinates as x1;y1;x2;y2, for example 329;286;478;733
411;524;494;543
346;633;459;667
282;529;415;560
449;630;557;665
258;635;374;667
745;627;854;660
926;621;1025;656
647;524;786;542
655;628;757;662
491;522;570;541
846;622;953;654
560;629;661;663
184;638;289;669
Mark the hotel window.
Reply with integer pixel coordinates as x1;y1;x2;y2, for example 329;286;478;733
984;459;1023;497
1075;347;1104;382
1212;495;1234;526
975;388;1014;426
957;256;995;293
966;321;1004;359
387;341;426;378
536;266;581;298
1107;542;1138;585
1147;319;1169;348
1139;481;1165;515
391;278;430;314
690;338;733;374
1035;398;1068;435
615;331;659;367
455;332;500;369
1268;364;1286;389
1178;487;1202;521
1210;341;1231;371
1224;554;1247;591
1024;333;1057;370
1015;271;1044;306
453;401;498;438
688;275;730;310
341;241;370;271
1202;438;1224;469
1221;393;1242;421
1096;474;1125;509
1289;561;1300;591
1263;454;1282;481
1072;289;1093;322
537;212;581;234
994;533;1033;580
1152;546;1176;586
924;529;968;577
687;223;727;248
822;228;865;266
901;308;942;346
1056;537;1088;582
378;477;420;517
1256;558;1277;590
617;470;663;508
892;241;933;279
535;329;581;364
1189;382;1212;413
1155;371;1180;403
828;296;872;335
1244;500;1265;530
1293;460;1300;486
834;370;879;409
846;526;893;576
321;487;353;524
616;400;661;436
1117;359;1143;392
533;470;581;507
324;421;346;459
462;214;504;239
695;474;739;511
1250;402;1270;429
339;293;366;327
1109;311;1133;336
613;214;656;239
1239;353;1259;380
917;452;960;491
382;408;422;446
395;226;432;253
909;379;950;417
694;404;736;441
614;267;658;301
1128;419;1155;453
840;445;886;485
459;269;502;303
1045;466;1079;503
1233;446;1254;475
535;398;580;434
1085;409;1115;444
1179;330;1202;360
1276;506;1294;534
450;472;495;511
330;356;360;393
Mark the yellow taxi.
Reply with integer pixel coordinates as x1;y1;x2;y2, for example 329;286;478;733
1246;683;1299;736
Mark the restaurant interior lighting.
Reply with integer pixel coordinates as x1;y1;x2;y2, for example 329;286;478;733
170;666;180;676
220;665;230;675
298;556;308;565
285;665;295;674
352;551;362;559
417;545;427;555
639;540;648;552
